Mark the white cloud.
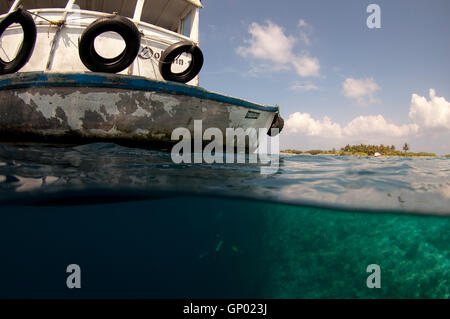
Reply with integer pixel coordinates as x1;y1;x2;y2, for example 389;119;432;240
297;19;312;46
289;82;318;91
342;77;380;105
283;90;450;152
285;112;342;137
236;20;320;77
236;21;294;64
409;89;450;131
285;112;418;138
298;19;309;28
292;56;320;77
343;115;419;137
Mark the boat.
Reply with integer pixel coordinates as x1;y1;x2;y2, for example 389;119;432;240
0;0;283;150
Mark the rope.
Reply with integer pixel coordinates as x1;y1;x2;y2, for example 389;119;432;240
25;9;64;27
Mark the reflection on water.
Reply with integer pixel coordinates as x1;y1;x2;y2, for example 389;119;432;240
0;143;449;214
0;175;59;192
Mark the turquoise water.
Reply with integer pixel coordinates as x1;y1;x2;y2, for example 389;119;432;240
0;143;449;298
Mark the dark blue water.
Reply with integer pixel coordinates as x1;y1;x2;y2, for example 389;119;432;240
0;143;449;298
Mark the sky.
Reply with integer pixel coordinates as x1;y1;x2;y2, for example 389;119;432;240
197;0;450;154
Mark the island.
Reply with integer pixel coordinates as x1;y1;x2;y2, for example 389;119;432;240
281;144;442;157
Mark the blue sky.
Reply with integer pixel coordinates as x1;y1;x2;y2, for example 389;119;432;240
197;0;450;154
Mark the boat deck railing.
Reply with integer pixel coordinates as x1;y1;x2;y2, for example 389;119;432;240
0;7;192;46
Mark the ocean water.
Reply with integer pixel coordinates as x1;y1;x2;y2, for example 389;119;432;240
0;142;448;298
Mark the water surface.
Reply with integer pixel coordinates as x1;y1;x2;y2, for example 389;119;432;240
0;143;448;298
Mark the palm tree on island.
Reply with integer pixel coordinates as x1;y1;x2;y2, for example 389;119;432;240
403;143;410;156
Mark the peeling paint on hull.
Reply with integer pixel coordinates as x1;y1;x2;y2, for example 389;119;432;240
0;72;278;149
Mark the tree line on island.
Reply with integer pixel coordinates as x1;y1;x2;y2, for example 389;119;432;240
282;143;444;157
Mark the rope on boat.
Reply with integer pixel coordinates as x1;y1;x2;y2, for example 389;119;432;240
24;9;64;27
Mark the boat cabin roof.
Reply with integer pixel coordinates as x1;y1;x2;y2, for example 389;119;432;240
1;0;202;34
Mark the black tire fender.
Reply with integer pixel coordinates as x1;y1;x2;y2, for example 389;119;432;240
78;15;141;73
267;113;284;136
159;40;203;83
0;9;37;75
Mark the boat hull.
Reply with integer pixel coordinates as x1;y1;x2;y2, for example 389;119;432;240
0;72;279;150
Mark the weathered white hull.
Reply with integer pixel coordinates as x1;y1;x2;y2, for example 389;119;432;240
0;72;279;150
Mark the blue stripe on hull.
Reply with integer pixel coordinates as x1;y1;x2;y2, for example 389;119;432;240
0;72;279;113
